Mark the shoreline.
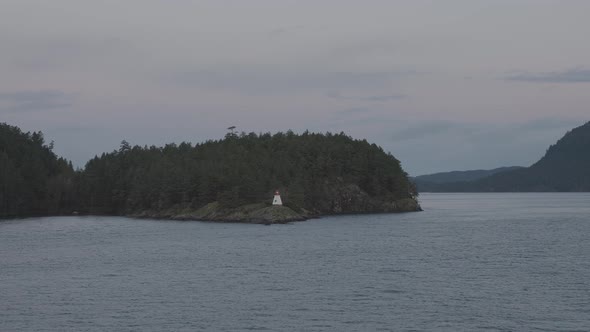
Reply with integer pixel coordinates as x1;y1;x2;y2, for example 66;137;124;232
1;198;422;224
127;198;422;224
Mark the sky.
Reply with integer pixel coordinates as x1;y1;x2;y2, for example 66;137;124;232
1;0;589;175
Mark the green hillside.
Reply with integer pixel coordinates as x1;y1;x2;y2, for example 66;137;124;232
76;131;420;218
425;121;590;192
0;123;75;218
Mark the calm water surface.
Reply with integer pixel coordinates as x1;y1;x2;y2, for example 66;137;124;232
1;193;589;331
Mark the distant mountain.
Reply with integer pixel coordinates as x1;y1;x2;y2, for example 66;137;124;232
421;121;590;192
413;166;524;190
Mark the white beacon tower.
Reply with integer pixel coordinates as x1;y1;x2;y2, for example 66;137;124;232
272;190;283;206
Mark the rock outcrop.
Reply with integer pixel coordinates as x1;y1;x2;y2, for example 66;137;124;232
130;202;307;224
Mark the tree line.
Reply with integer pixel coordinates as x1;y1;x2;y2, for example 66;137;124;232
0;123;76;218
1;123;417;218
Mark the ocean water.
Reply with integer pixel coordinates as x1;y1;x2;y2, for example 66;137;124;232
1;193;589;331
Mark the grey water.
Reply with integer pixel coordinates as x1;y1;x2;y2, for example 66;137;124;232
1;194;589;331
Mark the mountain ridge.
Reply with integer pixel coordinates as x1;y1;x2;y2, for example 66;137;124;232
413;166;524;189
418;121;590;192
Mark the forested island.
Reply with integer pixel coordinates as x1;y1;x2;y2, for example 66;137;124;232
415;121;590;192
0;123;421;222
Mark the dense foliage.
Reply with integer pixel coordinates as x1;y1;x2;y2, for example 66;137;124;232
77;131;417;215
0;123;75;218
0;125;417;218
420;121;590;192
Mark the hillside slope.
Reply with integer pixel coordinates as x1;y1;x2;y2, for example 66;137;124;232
413;166;523;191
77;131;421;219
0;123;75;218
426;121;590;192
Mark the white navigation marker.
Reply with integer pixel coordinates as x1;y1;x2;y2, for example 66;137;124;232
272;190;283;206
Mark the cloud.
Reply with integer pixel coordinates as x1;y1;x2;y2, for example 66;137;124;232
391;122;476;142
268;25;305;39
326;91;406;102
0;90;73;113
8;37;133;71
164;69;417;94
506;67;590;83
515;117;584;131
336;107;372;115
391;118;583;144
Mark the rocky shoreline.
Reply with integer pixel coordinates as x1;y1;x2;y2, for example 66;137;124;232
128;198;422;224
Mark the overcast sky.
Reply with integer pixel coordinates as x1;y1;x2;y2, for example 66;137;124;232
1;0;589;175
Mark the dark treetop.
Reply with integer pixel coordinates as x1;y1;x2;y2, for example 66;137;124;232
1;125;419;220
0;123;75;218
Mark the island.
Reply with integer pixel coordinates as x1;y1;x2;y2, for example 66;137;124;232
0;123;421;222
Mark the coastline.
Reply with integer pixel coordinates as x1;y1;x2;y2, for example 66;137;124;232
1;198;422;224
127;198;422;224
